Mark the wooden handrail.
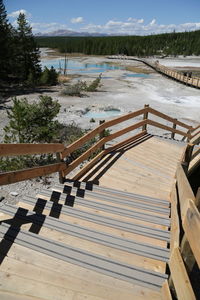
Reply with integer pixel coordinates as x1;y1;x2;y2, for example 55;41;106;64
61;108;147;158
147;107;192;130
146;119;188;137
0;163;66;185
165;137;200;299
62;120;147;177
0;105;198;186
0;143;64;157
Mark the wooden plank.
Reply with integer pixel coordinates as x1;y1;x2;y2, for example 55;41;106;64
0;143;64;157
170;183;180;252
105;120;146;143
190;124;200;133
63;121;146;176
147;108;192;130
0;242;162;300
191;130;200;139
183;199;200;268
191;146;200;161
63;139;106;176
72;131;147;180
147;120;188;137
105;130;148;152
0;163;66;185
169;247;196;300
0;290;45;300
176;163;195;221
61;108;147;158
161;280;172;300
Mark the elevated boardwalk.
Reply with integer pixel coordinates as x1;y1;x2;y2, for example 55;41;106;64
108;55;200;89
0;107;199;299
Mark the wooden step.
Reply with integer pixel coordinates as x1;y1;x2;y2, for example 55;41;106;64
38;189;170;227
51;185;170;216
0;205;168;274
17;199;168;247
0;241;162;300
0;222;168;291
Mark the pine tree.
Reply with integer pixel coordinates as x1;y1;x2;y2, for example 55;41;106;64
0;0;13;80
15;13;41;81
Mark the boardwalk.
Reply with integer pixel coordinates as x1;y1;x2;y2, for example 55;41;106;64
108;55;200;89
0;107;199;299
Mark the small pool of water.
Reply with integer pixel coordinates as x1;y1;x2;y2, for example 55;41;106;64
84;110;121;118
41;58;123;74
123;73;149;78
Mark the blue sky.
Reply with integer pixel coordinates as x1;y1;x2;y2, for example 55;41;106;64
4;0;200;35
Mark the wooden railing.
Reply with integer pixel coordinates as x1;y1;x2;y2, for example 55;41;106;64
0;106;197;186
162;142;200;300
108;56;200;89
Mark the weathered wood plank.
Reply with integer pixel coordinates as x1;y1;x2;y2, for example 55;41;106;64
170;183;180;252
183;200;200;268
0;143;64;157
0;163;66;185
161;280;172;300
176;163;195;221
169;247;196;300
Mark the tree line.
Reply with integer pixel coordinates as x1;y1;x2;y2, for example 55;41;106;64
0;0;58;88
36;30;200;57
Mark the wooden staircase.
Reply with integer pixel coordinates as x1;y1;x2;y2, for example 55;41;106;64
0;106;199;299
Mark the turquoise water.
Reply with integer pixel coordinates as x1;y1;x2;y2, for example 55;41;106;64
41;58;123;74
84;110;121;118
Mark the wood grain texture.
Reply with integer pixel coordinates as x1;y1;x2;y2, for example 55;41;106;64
0;143;64;156
169;248;195;300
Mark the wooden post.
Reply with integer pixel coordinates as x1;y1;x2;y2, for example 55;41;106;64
171;119;177;139
99;120;106;150
56;152;65;184
182;143;194;174
142;104;149;131
187;129;192;142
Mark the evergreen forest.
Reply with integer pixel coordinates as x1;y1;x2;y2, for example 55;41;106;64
0;0;57;88
36;30;200;57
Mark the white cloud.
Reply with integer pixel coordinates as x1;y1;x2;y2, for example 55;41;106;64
150;19;156;26
71;17;84;24
23;17;200;36
8;9;31;18
30;22;74;34
81;18;200;35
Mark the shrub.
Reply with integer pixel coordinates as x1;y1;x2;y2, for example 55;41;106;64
60;80;87;96
40;66;58;86
4;95;61;144
60;74;102;97
86;73;102;92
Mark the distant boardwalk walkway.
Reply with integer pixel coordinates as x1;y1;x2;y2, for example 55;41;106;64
108;55;200;89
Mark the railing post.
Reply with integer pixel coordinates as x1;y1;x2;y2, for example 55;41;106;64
56;152;65;184
171;119;177;139
99;120;106;150
182;143;194;174
187;129;192;142
142;104;149;131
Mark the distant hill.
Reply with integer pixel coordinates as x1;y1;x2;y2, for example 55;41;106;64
35;29;108;37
